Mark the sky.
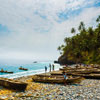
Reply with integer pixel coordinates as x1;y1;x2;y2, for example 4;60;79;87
0;0;100;64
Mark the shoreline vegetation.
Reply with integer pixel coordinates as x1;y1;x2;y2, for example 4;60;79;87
58;15;100;65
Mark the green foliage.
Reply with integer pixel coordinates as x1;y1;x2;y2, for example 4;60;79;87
58;15;100;64
71;28;76;34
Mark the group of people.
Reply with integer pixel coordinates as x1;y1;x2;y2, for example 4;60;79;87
45;64;55;73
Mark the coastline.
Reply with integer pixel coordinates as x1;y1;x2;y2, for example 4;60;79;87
0;63;61;79
0;67;100;99
0;70;60;99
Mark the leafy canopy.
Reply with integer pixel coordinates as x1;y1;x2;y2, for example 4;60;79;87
58;15;100;64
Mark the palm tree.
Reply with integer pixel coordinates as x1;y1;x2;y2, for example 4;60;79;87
78;21;85;31
58;46;61;51
96;15;100;23
88;27;94;36
58;46;62;54
61;45;64;48
96;18;99;22
71;28;76;34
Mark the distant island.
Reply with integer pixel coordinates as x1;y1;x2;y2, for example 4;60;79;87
58;15;100;65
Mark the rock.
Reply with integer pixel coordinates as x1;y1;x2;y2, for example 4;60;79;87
58;54;75;65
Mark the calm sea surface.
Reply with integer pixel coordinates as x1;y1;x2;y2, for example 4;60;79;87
0;61;61;79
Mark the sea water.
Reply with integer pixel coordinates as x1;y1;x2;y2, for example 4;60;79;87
0;61;61;79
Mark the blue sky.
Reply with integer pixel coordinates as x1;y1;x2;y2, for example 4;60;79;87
0;0;100;64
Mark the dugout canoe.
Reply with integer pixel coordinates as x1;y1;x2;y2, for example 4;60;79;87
0;78;27;91
19;67;28;71
71;73;100;79
32;76;84;84
0;71;13;74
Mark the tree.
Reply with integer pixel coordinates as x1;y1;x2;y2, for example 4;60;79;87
88;27;94;36
96;15;100;23
78;21;85;31
58;46;61;51
71;28;76;34
58;15;100;64
57;45;64;55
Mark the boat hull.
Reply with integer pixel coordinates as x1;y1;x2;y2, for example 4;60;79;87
0;78;27;91
19;68;28;71
32;76;83;84
0;71;13;74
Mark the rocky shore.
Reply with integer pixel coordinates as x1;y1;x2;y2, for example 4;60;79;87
0;74;100;100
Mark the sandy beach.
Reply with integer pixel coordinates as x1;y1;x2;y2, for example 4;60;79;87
0;71;100;100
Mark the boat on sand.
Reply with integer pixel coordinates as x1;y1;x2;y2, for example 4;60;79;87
0;78;27;91
32;75;84;84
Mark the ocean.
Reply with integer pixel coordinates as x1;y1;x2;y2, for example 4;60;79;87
0;61;61;79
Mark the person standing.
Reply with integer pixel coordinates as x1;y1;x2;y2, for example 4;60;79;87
52;64;55;71
45;66;47;73
49;64;51;72
62;71;68;86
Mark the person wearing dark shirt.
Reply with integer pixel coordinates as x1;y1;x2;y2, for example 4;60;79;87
45;66;47;73
49;64;51;72
52;64;55;71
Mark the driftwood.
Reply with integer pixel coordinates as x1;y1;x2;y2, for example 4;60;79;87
0;78;27;91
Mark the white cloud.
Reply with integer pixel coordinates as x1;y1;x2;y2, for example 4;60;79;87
0;0;100;63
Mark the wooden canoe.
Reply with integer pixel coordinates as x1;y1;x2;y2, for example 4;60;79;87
71;73;100;79
0;78;27;91
19;67;28;71
0;71;13;74
32;76;84;84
